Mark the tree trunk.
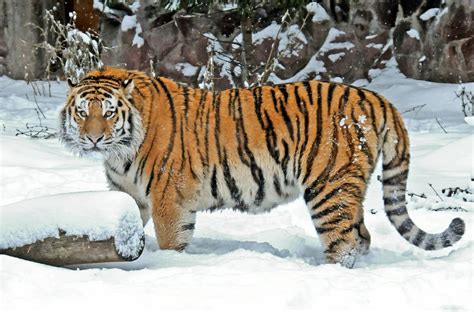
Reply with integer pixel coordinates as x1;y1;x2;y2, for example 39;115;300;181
240;13;253;87
0;231;145;267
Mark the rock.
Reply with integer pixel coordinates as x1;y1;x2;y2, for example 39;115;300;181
392;0;473;82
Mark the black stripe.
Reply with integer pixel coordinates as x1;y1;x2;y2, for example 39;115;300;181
383;194;406;206
214;90;225;163
295;85;309;179
211;166;219;199
278;95;295;141
222;150;247;210
326;83;338;115
273;174;282;197
385;206;407;217
315;226;336;234
253;87;265;129
371;92;387;133
396;218;414;236
424;237;436;250
312;203;346;219
154;78;177;182
325;238;346;253
179;115;186;171
145;163;155;196
235;95;266;206
382;169;409;185
340;224;354;235
321;211;353;226
313;183;362;211
263;111;280;164
303;83;323;184
293;104;301;178
176;243;188;252
281;139;290;185
181;223;195;231
278;84;289;103
187;150;199;180
441;232;452;247
204;103;211;166
411;230;426;246
182;86;190;124
159;160;174;202
303;81;314;106
123;160;132;173
105;171;125;192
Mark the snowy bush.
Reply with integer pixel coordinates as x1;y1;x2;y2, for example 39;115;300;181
32;9;106;83
455;85;473;117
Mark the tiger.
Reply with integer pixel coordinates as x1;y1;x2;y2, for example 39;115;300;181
59;66;465;268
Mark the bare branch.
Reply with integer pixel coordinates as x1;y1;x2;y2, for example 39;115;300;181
435;117;448;133
428;183;444;202
401;103;426;115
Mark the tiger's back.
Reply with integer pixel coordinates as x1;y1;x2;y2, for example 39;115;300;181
60;67;465;268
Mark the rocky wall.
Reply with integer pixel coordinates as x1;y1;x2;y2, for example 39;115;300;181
0;0;472;86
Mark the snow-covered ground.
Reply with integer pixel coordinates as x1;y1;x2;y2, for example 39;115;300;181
0;65;473;311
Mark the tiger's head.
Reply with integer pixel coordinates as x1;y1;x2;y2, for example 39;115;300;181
59;75;144;160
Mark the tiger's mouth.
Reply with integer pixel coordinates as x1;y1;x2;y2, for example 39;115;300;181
86;146;103;152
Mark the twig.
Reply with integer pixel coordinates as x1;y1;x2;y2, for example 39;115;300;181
401;104;426;115
428;206;468;212
31;86;46;119
258;10;291;85
435;117;448;133
407;192;427;199
428;183;444;202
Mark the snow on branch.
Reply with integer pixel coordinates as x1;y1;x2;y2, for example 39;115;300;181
30;8;108;83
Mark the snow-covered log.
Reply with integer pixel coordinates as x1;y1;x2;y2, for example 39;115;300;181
0;191;145;266
0;231;143;266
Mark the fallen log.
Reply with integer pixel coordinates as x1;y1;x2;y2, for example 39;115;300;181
0;191;146;266
0;230;144;266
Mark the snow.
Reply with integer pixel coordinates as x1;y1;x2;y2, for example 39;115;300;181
175;62;199;77
119;7;143;48
0;191;144;259
121;15;137;32
306;2;330;22
319;28;354;53
366;43;383;49
132;23;144;48
328;52;345;62
420;8;440;21
406;28;421;40
268;54;326;83
465;116;474;126
232;22;307;58
129;1;140;13
1;62;473;311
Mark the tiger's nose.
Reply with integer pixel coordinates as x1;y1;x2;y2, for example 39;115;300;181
86;134;104;145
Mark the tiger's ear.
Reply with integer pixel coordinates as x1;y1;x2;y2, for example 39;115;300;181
122;79;134;98
67;78;76;88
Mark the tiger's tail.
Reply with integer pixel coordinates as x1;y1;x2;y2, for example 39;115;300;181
381;104;465;250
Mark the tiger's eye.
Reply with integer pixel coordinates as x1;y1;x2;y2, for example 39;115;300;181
105;111;114;118
79;111;87;118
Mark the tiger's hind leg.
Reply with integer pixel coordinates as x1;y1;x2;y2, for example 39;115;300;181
304;177;371;268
